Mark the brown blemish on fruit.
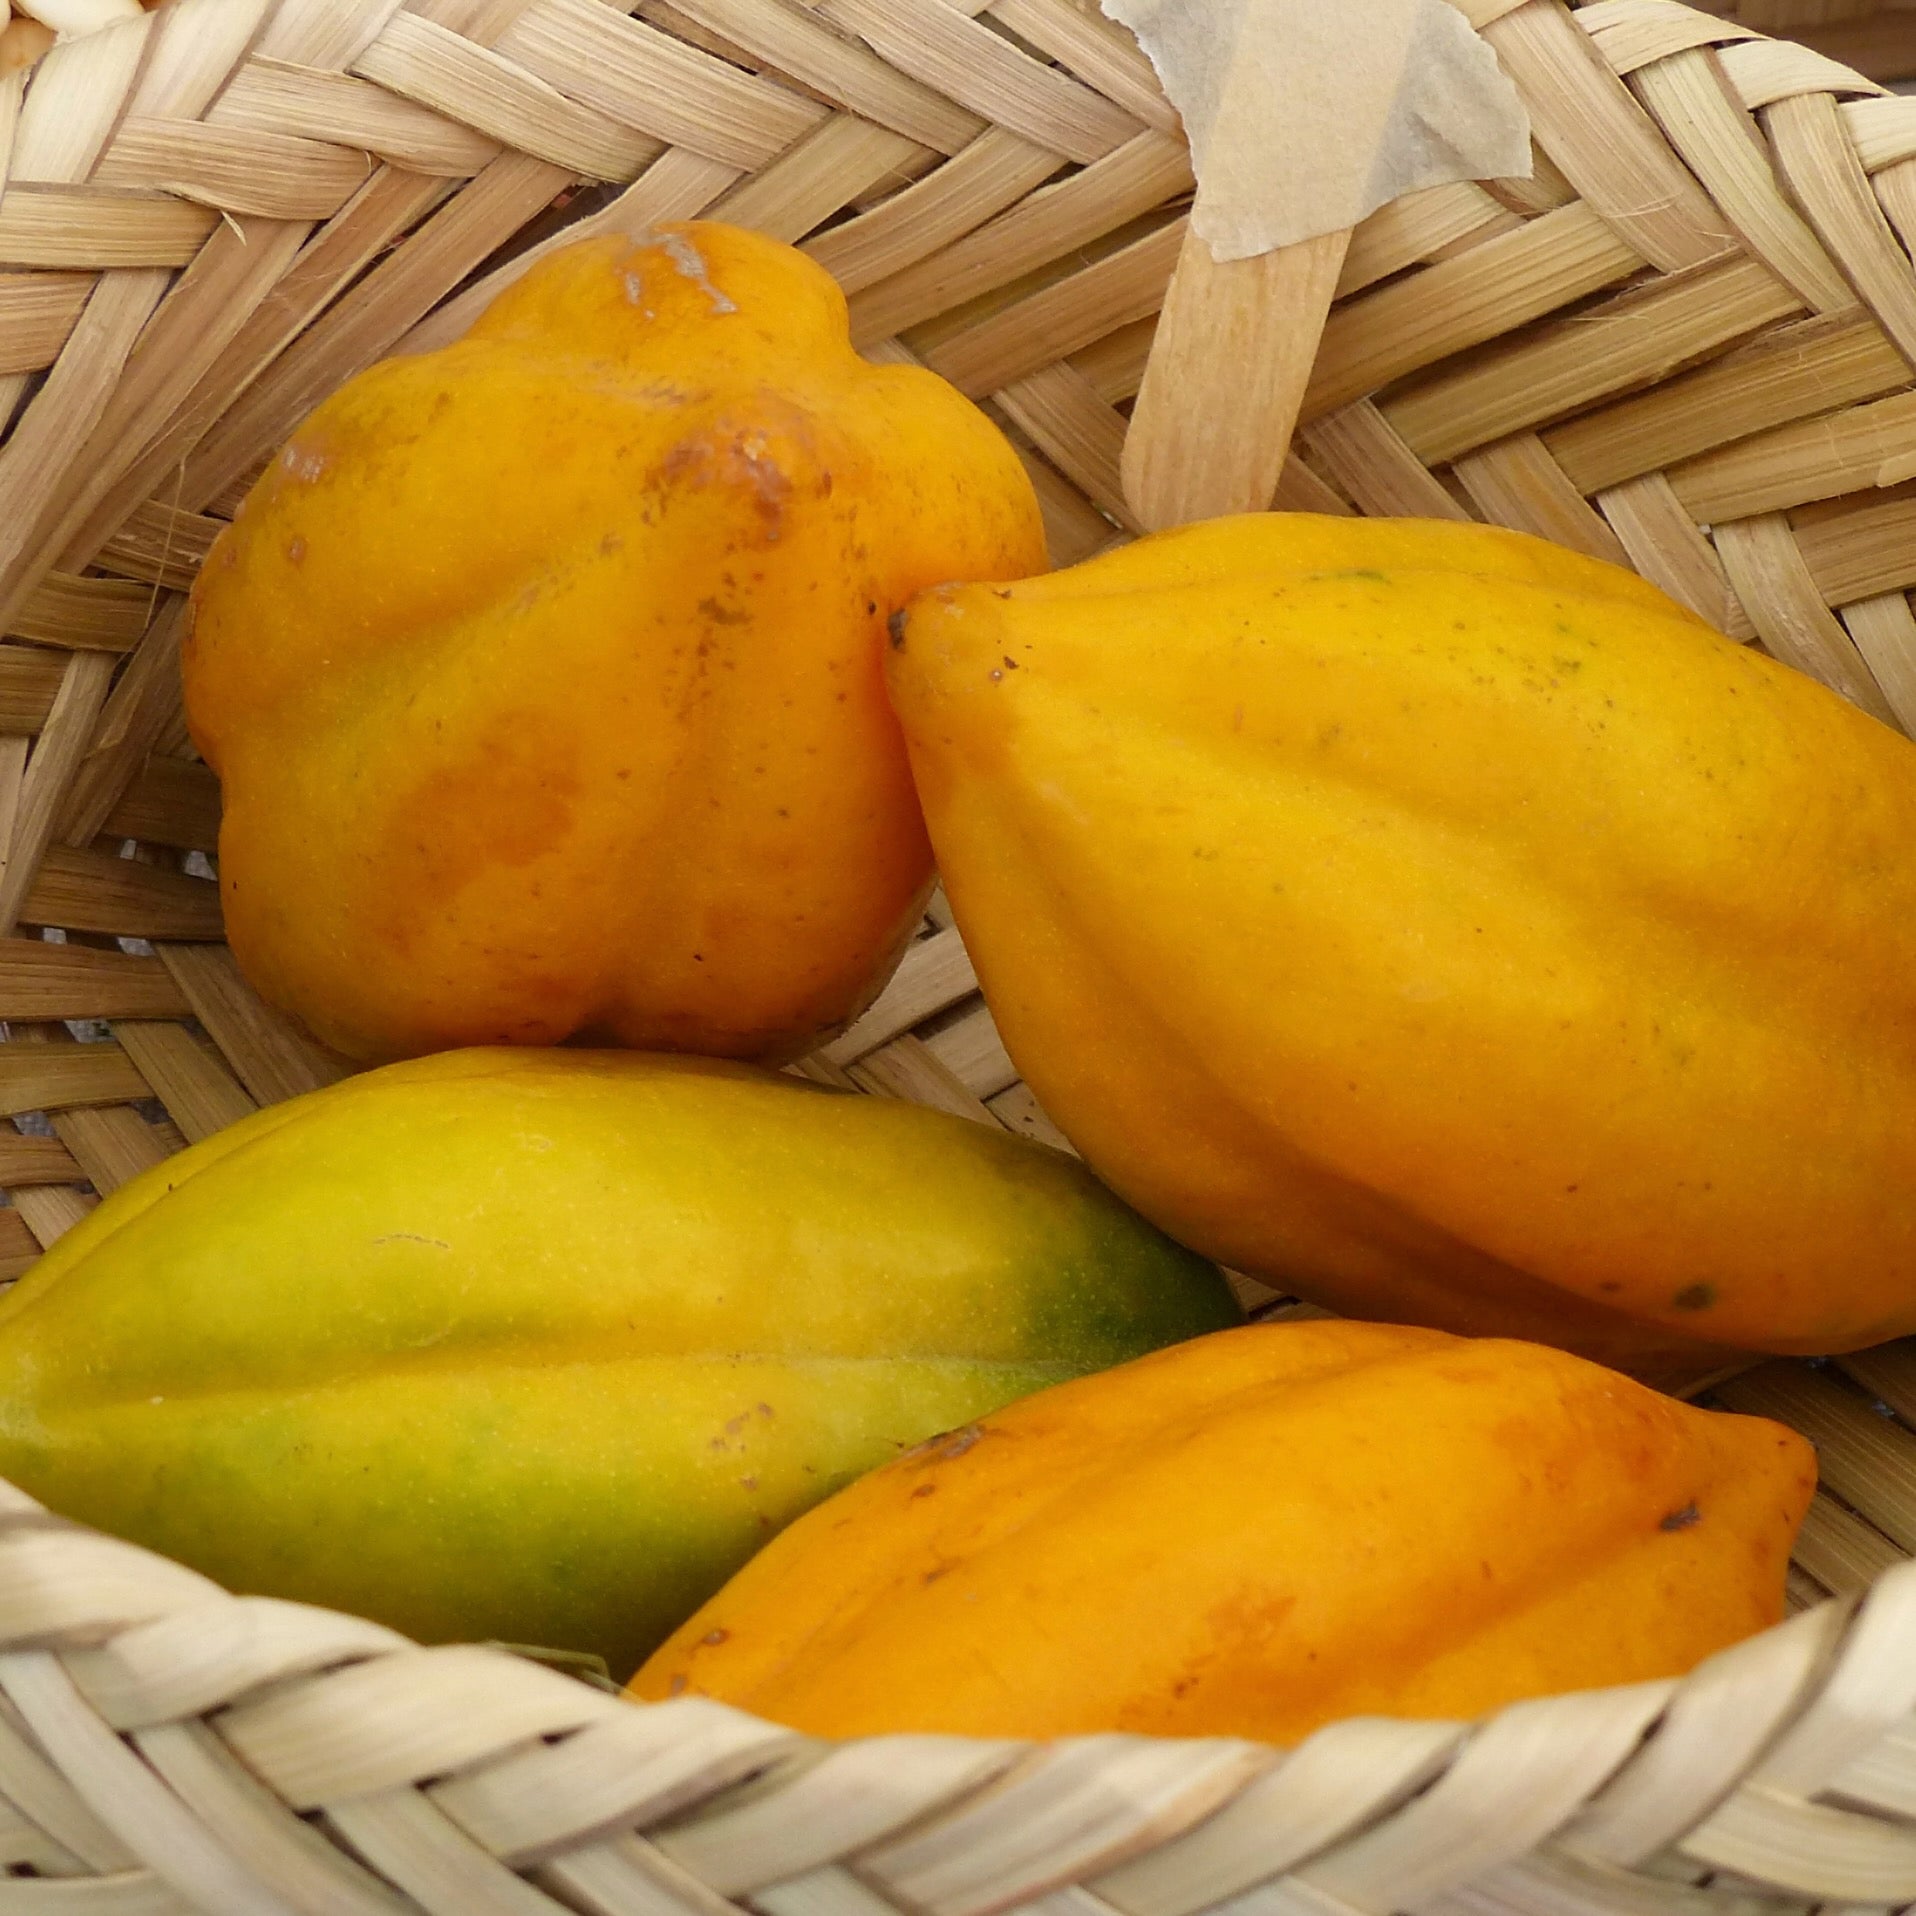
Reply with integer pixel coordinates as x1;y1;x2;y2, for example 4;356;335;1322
1673;1283;1716;1312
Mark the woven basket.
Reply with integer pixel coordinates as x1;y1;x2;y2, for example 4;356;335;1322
5;0;1916;1909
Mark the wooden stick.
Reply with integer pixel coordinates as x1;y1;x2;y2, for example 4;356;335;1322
1121;221;1352;531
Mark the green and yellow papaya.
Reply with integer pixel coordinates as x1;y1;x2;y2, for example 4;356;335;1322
0;1050;1236;1676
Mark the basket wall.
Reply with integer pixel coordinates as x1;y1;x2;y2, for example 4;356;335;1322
1;0;1916;1908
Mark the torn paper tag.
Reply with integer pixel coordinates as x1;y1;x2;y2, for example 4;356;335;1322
1098;0;1532;260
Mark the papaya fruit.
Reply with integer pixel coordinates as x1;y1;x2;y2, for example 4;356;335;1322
0;1050;1236;1678
884;513;1916;1380
633;1319;1815;1744
184;221;1046;1065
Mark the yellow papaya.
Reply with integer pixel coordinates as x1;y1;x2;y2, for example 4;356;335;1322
633;1319;1814;1743
0;1051;1236;1677
184;222;1046;1065
884;514;1916;1380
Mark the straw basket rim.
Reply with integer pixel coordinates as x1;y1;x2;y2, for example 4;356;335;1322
3;0;1916;1909
2;1473;1915;1916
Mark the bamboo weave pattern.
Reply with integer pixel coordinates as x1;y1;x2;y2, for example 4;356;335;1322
1;0;1916;1906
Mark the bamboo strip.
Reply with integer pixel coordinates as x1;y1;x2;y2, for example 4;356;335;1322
1869;156;1916;269
101;757;220;855
986;0;1173;131
150;946;347;1107
256;0;408;70
7;13;152;186
352;13;663;183
1301;402;1472;521
0;654;116;937
23;850;221;944
802;128;1059;293
27;218;313;600
208;61;505;177
994;361;1134;529
1597;470;1757;637
1576;0;1763;73
97;504;223;595
0;1043;149;1119
1546;306;1910;494
0;1133;83;1189
11;1186;97;1249
0;1650;307;1915
1713;513;1902;721
50;1106;175;1196
0;275;94;379
1787;1495;1906;1599
93;121;377;222
134;1720;418;1916
818;0;1138;166
1453;435;1636;565
1837;590;1916;731
1303;203;1647;423
109;1023;255;1145
1668;387;1916;520
1336;182;1523;300
1384;253;1805;467
1625;47;1854;311
920;213;1183;397
846;129;1189;346
664;0;986;153
491;0;826;171
7;575;151;655
1482;0;1737;271
1833;1342;1916;1428
1841;95;1916;172
0;942;190;1021
921;1002;1017;1099
128;0;276;122
823;926;977;1066
1793;492;1916;602
848;1033;998;1124
1719;33;1892;110
1272;453;1357;516
0;189;218;271
1068;315;1154;402
1765;89;1916;369
0;649;72;737
709;114;928;242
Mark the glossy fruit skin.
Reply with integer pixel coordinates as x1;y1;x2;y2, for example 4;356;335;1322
0;1050;1236;1679
884;513;1916;1381
184;222;1047;1065
632;1319;1814;1744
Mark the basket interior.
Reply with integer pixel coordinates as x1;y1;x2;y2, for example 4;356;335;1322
0;0;1915;1626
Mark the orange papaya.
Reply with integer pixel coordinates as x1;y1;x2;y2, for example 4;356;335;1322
633;1319;1814;1744
884;513;1916;1379
185;222;1046;1064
